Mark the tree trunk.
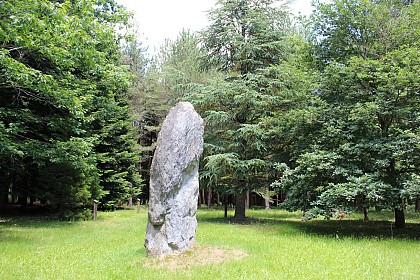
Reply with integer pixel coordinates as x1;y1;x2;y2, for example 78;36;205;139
201;189;205;207
394;208;405;229
197;188;201;207
198;188;204;207
415;197;420;212
245;191;250;210
264;187;270;210
363;207;369;221
19;195;27;210
207;188;212;209
0;183;7;213
356;197;363;212
234;192;247;221
12;194;18;204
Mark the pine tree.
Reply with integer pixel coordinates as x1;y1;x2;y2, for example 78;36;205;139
195;0;292;220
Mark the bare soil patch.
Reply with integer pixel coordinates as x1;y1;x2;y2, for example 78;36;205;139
143;244;248;270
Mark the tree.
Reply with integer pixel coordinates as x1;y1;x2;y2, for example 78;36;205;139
277;0;420;228
0;0;141;218
310;0;420;67
201;0;290;74
195;0;292;220
126;30;211;201
91;86;143;208
189;76;272;220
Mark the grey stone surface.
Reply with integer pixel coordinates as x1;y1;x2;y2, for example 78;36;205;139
144;102;204;257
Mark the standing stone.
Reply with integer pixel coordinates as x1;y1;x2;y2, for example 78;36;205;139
144;102;204;257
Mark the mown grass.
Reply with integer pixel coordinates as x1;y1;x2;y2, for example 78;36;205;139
1;207;420;279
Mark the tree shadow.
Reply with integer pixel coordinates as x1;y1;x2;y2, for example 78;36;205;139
197;212;420;240
289;219;420;240
0;206;78;229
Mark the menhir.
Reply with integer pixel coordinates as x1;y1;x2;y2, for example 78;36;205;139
144;102;204;257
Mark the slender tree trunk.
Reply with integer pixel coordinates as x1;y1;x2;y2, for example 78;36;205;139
197;188;201;207
19;195;27;210
245;191;250;210
199;188;205;207
356;197;363;212
0;196;4;213
264;187;270;210
0;194;5;213
223;195;228;219
201;189;205;206
415;197;420;212
30;196;36;206
216;192;221;205
394;207;405;229
234;192;247;221
0;182;7;213
207;188;212;209
12;194;18;204
363;207;369;221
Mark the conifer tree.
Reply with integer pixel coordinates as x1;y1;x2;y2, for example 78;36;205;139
196;0;292;220
0;0;141;217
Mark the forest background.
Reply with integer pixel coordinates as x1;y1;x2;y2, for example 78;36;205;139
0;0;419;229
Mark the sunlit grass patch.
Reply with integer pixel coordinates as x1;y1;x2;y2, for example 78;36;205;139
1;208;420;279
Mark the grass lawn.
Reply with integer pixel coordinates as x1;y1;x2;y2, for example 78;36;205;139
1;207;420;279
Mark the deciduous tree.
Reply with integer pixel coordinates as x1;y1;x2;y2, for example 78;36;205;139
277;0;420;228
0;0;141;217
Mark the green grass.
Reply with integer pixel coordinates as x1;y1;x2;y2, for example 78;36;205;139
1;208;420;279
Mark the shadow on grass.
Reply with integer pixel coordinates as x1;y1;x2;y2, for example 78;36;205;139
0;216;76;230
197;209;420;240
289;219;420;240
0;206;78;229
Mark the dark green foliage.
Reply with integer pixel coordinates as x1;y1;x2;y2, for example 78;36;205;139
191;0;295;219
0;0;141;218
310;0;420;67
127;30;210;198
92;98;142;207
201;0;291;74
276;0;420;227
